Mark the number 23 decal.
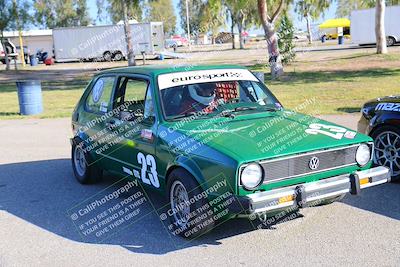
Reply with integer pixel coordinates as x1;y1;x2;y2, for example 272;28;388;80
305;123;356;140
136;152;160;188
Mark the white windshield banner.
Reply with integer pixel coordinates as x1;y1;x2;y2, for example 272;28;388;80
157;69;259;90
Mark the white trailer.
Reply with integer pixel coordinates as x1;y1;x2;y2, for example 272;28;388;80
52;22;164;61
351;5;400;46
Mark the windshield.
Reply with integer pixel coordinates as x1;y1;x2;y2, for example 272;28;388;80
159;78;281;119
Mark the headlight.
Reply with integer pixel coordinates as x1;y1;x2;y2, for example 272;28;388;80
241;163;263;190
356;144;371;166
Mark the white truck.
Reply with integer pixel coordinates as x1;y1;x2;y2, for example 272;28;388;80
351;5;400;46
52;22;164;62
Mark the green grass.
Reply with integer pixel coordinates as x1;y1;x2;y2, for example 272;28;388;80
249;66;400;115
1;59;400;119
0;80;89;120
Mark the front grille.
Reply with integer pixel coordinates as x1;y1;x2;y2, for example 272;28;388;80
258;145;359;183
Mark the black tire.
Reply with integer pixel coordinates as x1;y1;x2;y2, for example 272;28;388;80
71;138;103;184
112;51;123;61
166;168;215;238
103;51;112;62
387;36;396;47
371;125;400;182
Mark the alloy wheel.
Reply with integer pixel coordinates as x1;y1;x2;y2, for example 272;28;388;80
374;130;400;177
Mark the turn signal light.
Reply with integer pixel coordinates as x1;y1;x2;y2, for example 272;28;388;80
360;177;371;185
278;195;294;204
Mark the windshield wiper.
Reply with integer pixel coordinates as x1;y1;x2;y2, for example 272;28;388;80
169;112;198;120
169;111;213;121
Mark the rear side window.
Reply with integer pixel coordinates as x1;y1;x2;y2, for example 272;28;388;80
86;76;115;113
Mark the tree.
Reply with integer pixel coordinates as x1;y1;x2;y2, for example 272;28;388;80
335;0;400;17
227;8;236;49
295;0;331;44
199;0;225;44
178;0;203;39
277;12;295;64
34;0;91;28
376;0;387;54
96;0;142;24
224;0;258;49
257;0;287;78
75;0;91;26
147;0;176;35
0;0;31;70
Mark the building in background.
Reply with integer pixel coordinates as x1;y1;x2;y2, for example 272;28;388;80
4;29;53;57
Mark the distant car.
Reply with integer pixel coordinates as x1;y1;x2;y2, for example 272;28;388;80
358;95;400;181
71;65;389;238
165;39;179;48
171;35;188;46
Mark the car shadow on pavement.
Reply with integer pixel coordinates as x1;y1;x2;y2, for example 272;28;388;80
0;158;261;255
0;158;399;255
341;182;400;221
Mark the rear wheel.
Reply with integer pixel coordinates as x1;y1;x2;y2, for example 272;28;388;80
167;168;214;238
371;126;400;182
71;138;103;184
112;51;123;61
387;36;396;47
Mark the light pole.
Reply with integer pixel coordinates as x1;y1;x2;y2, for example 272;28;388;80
14;0;25;67
185;0;191;49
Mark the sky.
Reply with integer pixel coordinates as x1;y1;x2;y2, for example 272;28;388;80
86;0;338;34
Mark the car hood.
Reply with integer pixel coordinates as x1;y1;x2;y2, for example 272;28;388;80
167;110;371;163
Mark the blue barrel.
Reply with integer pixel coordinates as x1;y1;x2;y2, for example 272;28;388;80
29;55;38;66
16;80;43;115
158;54;165;60
338;36;344;45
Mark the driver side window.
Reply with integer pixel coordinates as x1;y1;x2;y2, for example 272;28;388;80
114;77;155;121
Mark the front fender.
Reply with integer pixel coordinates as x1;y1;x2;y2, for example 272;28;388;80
166;154;238;197
370;113;400;135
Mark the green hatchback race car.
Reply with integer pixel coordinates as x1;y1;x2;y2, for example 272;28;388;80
71;65;389;238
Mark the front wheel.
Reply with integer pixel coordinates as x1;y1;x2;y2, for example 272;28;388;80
103;51;112;62
167;169;215;238
371;126;400;182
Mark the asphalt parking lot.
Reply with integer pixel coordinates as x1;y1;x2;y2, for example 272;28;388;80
0;114;399;266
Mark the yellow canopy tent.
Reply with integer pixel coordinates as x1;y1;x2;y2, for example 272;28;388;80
319;18;351;29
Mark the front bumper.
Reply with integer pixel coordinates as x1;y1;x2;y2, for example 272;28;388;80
241;166;389;215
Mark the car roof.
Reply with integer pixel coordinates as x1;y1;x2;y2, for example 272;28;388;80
97;64;247;78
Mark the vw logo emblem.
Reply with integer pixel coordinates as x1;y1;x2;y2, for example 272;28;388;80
309;156;320;170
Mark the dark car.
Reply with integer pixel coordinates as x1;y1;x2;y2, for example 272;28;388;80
358;95;400;181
